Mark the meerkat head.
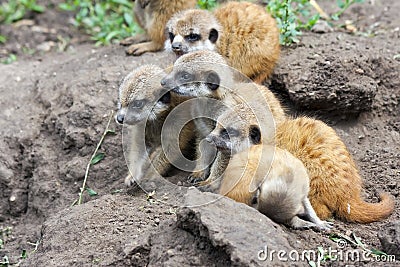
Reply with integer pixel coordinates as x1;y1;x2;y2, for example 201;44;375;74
116;65;171;125
165;9;222;56
206;104;262;154
161;50;234;99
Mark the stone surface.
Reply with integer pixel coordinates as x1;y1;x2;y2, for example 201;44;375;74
378;221;400;258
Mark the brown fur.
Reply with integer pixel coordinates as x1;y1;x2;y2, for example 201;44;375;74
211;103;394;223
121;0;196;56
165;2;280;82
219;144;332;230
276;117;395;223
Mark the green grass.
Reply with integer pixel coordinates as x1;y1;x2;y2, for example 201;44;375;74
59;0;141;46
0;0;45;24
267;0;365;45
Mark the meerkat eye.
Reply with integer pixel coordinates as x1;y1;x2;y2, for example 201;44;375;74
177;71;193;82
227;127;239;138
131;99;146;109
158;91;171;104
249;125;261;145
185;33;201;42
220;129;229;139
168;32;175;43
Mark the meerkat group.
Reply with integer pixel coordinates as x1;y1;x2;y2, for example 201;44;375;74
115;1;394;228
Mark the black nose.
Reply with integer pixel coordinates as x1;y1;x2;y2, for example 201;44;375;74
171;42;182;50
116;113;124;124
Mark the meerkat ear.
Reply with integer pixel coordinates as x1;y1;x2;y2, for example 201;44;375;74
209;29;219;43
249;125;261;145
206;71;220;91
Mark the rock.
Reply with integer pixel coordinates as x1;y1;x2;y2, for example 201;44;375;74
269;33;381;118
176;188;295;266
311;20;333;33
24;188;299;266
378;221;400;258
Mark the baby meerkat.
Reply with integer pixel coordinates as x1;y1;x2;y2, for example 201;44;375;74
209;108;395;223
116;64;193;186
165;1;280;82
161;50;285;185
219;143;333;230
120;0;197;56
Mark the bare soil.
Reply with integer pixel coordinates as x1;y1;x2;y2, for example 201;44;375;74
0;0;399;266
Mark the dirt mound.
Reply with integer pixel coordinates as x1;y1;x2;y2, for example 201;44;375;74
0;0;399;266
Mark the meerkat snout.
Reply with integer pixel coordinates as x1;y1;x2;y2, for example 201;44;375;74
115;112;125;125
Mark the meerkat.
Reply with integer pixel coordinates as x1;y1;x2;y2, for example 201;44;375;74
165;1;280;82
161;50;285;185
120;0;197;56
218;143;333;230
116;64;194;186
208;107;395;223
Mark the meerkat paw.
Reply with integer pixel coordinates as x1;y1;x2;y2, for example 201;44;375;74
124;174;137;187
125;42;161;56
315;221;334;231
120;34;149;46
289;216;332;232
187;171;207;185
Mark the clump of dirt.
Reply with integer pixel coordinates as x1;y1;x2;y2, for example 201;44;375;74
0;0;399;266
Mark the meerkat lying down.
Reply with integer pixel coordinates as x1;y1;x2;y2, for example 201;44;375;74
208;104;395;223
116;64;194;186
217;141;333;230
165;1;280;82
120;0;197;56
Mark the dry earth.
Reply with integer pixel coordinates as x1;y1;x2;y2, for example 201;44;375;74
0;0;399;266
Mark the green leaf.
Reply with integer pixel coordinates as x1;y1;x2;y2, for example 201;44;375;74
370;249;387;256
123;12;134;26
90;153;105;165
352;233;365;248
106;129;116;135
58;3;76;11
86;188;98;196
21;249;27;259
31;4;45;13
0;35;6;44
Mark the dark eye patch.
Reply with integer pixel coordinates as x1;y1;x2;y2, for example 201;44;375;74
168;32;175;43
185;33;201;42
130;99;146;109
176;71;194;82
158;91;171;104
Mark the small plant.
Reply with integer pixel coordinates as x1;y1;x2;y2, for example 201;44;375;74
1;54;17;65
267;0;364;45
59;0;140;46
73;111;114;206
331;0;364;21
0;0;45;24
197;0;218;10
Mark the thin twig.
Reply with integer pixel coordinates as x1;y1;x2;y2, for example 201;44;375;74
78;110;114;205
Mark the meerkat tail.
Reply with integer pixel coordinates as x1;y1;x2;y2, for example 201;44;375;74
336;192;395;223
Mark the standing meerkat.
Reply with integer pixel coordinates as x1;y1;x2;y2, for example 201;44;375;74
208;107;395;223
120;0;197;56
161;50;285;185
217;143;333;230
116;64;194;186
165;1;280;82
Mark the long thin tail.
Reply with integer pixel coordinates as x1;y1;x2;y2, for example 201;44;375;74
336;192;395;223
